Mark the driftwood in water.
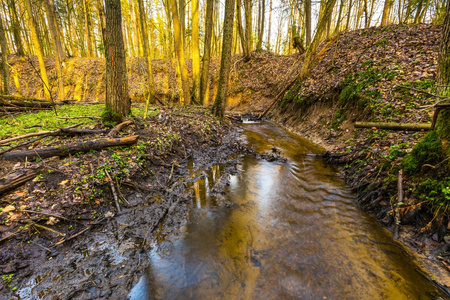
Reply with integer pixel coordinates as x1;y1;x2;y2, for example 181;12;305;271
0;135;139;161
354;122;432;131
0;169;40;196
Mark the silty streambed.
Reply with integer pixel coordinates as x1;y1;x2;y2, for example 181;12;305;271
129;122;448;299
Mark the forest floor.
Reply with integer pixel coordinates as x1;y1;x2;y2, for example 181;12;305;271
2;22;450;296
0;104;249;298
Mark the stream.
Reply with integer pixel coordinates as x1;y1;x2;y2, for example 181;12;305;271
129;122;448;299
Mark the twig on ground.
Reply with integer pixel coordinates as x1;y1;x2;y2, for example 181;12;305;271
105;169;121;213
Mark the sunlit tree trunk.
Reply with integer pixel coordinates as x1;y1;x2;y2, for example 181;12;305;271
200;0;213;105
345;0;352;30
237;0;248;57
83;0;94;57
305;0;311;46
256;0;265;50
169;0;190;105
44;0;64;99
243;0;252;59
105;0;130;120
7;0;24;56
0;13;9;94
191;0;200;103
97;0;107;54
334;0;344;33
212;0;235;117
47;0;65;60
24;0;51;100
138;0;156;116
267;0;272;50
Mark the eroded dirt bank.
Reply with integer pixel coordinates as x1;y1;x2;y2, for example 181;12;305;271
0;106;248;299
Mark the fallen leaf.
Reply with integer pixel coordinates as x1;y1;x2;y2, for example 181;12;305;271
2;205;15;213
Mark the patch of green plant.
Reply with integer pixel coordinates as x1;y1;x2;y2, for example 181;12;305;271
375;38;388;46
331;109;346;130
402;131;442;175
101;108;122;127
416;177;450;209
0;104;103;138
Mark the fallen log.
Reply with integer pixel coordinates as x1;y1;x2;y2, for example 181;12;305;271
0;169;40;196
0;135;140;161
354;122;432;131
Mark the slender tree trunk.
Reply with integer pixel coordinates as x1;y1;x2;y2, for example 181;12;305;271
300;0;337;79
0;13;9;94
44;0;64;99
105;0;130;120
267;0;272;50
237;0;248;57
334;0;344;33
48;0;65;60
256;0;265;50
97;0;107;52
179;0;186;46
7;0;24;56
305;0;311;46
212;0;236;118
345;0;353;30
138;0;156;116
244;0;252;59
200;0;214;105
191;0;200;103
169;0;190;105
24;0;51;100
83;0;94;57
414;0;424;23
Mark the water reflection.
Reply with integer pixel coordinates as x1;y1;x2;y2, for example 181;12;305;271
130;122;447;300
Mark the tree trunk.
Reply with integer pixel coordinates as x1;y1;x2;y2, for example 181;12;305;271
345;0;353;30
97;0;107;53
267;0;272;50
236;0;248;57
200;0;214;105
256;0;265;50
437;0;450;166
191;0;200;104
137;0;156;117
48;0;65;61
44;0;64;100
305;0;311;46
105;0;130;120
83;0;94;57
7;0;24;56
212;0;235;118
0;13;9;95
243;0;252;59
169;0;191;105
381;0;390;26
24;0;51;100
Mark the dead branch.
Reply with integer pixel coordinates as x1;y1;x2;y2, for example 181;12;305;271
105;169;121;213
109;120;134;137
20;209;84;224
57;116;101;120
50;226;91;247
0;123;82;146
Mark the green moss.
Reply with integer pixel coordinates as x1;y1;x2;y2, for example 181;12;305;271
101;108;122;127
402;131;442;175
331;109;346;130
417;177;450;208
436;109;450;163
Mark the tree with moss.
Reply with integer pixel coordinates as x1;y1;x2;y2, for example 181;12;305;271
437;0;450;166
103;0;130;124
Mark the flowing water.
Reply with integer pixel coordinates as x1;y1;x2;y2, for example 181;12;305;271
130;122;447;300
